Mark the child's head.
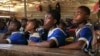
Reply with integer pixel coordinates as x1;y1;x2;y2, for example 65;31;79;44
21;18;28;27
25;19;39;31
44;10;60;29
0;21;6;29
73;6;90;24
58;20;66;30
94;24;100;35
8;20;21;31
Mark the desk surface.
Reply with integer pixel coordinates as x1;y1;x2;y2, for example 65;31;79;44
0;44;89;56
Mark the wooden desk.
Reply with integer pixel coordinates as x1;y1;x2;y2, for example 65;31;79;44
0;44;90;56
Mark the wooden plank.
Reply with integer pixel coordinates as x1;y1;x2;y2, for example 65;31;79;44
0;44;89;56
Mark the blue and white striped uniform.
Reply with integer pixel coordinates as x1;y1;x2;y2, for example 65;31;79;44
6;32;27;45
29;32;42;42
47;28;67;47
75;23;93;52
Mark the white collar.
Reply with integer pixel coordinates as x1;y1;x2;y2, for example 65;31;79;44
12;31;23;34
30;32;40;38
48;28;66;37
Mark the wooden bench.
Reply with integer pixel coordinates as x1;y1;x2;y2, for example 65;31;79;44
0;44;91;56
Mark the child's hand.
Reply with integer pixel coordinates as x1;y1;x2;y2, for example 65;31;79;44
28;41;36;46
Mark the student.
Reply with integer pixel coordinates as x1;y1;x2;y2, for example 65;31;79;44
60;6;93;52
38;23;49;41
0;21;8;34
0;20;27;45
92;24;100;49
25;19;42;46
58;20;66;31
20;18;28;32
58;20;69;37
29;10;67;48
0;21;8;39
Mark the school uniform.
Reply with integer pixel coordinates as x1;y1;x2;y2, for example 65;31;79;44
6;31;27;45
29;32;42;42
47;28;67;47
74;23;93;52
0;28;8;33
38;28;48;40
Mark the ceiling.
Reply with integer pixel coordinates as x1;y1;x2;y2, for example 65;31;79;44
0;0;98;12
0;0;98;19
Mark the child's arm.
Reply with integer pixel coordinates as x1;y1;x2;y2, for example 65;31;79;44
29;39;57;48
